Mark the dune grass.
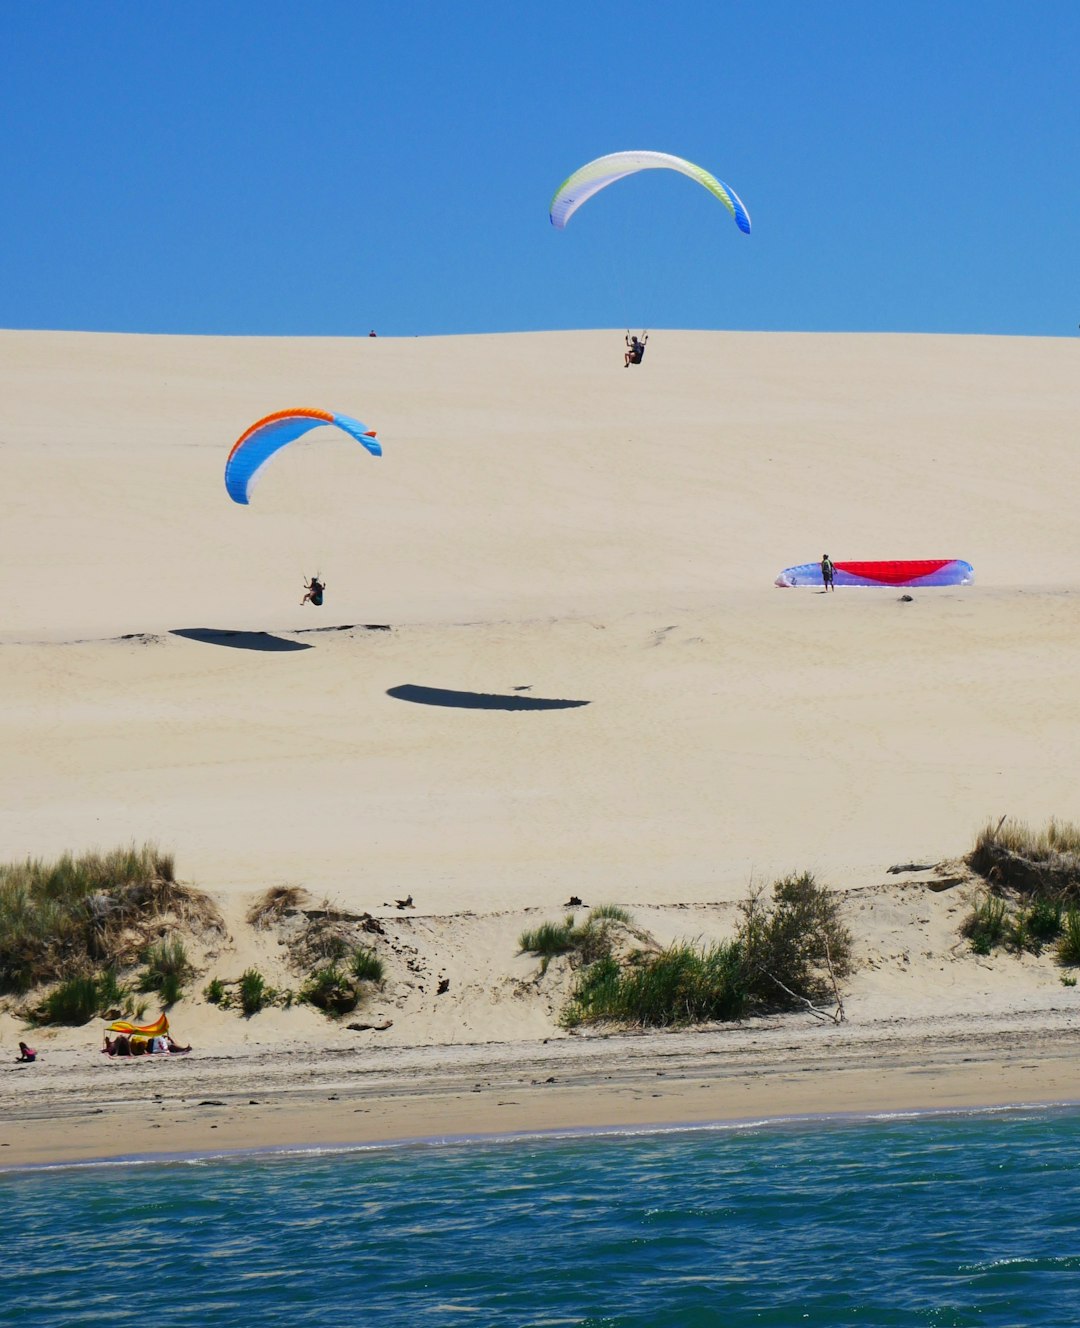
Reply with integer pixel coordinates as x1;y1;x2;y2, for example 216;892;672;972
1057;910;1080;967
300;965;358;1016
137;938;192;1007
237;968;273;1016
300;947;385;1017
588;904;634;925
519;906;634;973
962;893;1010;955
561;873;851;1030
969;817;1080;899
0;844;217;1001
972;816;1080;862
564;942;747;1029
350;946;384;984
962;818;1080;954
247;885;306;930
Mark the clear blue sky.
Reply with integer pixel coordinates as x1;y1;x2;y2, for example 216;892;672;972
2;2;1077;336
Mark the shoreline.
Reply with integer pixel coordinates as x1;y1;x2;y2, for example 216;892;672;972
5;1011;1079;1170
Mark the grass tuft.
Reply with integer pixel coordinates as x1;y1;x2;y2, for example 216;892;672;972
137;938;192;1006
1057;910;1080;967
237;968;272;1016
588;904;633;925
350;947;384;984
963;894;1009;955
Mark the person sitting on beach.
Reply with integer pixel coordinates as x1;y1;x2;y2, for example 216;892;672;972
165;1036;191;1053
16;1041;36;1062
624;332;648;367
103;1034;132;1057
301;576;325;607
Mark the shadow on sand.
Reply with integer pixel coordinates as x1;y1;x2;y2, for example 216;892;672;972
387;684;590;712
170;628;312;653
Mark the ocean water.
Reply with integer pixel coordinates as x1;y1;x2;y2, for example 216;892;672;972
5;1107;1080;1327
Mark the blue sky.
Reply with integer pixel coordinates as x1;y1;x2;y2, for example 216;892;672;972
2;2;1077;336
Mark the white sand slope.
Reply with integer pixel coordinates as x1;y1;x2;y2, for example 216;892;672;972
4;328;1080;1155
2;329;1079;910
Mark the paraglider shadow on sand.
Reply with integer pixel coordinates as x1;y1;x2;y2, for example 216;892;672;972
386;684;590;712
170;628;312;653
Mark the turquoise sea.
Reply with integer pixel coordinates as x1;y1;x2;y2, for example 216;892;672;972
5;1106;1080;1327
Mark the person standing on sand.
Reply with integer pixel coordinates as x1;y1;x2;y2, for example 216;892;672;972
821;555;835;591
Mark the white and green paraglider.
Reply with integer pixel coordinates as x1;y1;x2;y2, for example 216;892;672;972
549;150;751;233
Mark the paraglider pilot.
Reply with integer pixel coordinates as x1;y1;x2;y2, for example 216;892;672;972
301;576;326;607
624;332;648;367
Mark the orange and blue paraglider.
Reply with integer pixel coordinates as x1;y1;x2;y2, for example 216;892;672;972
225;408;381;505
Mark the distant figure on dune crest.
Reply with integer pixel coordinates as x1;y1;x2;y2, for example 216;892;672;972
301;576;325;607
16;1041;36;1062
368;329;377;337
624;331;648;367
821;555;835;592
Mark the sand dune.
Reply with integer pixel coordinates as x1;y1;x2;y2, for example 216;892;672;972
2;328;1079;1158
2;328;1079;902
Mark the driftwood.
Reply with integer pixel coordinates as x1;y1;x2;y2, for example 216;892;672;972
887;862;937;875
756;966;844;1025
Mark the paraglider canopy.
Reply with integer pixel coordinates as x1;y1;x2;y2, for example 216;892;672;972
225;408;381;506
550;150;751;234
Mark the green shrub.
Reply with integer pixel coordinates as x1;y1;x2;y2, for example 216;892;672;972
238;968;270;1016
1061;974;1077;988
565;942;748;1029
563;872;851;1030
1025;897;1064;947
1057;910;1080;967
350;947;384;984
739;873;853;1006
301;966;358;1016
204;977;226;1005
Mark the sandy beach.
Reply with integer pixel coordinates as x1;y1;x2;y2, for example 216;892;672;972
2;328;1079;1166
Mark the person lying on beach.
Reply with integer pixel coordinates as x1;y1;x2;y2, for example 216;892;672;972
16;1041;36;1062
301;576;325;607
103;1033;190;1056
